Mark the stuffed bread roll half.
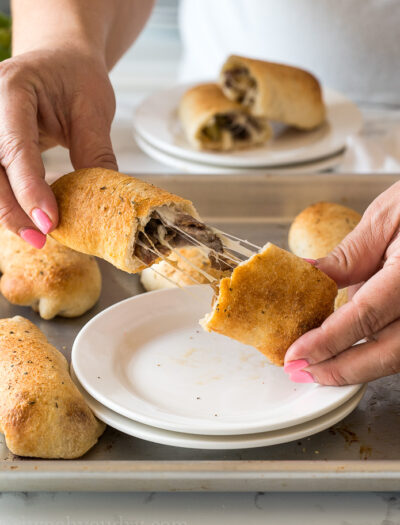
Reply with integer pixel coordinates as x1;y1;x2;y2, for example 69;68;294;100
50;168;227;274
219;55;325;130
200;243;337;366
179;83;271;151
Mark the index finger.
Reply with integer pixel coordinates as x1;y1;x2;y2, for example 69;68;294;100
0;80;58;233
284;260;400;367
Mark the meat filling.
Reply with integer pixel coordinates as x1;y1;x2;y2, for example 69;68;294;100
201;112;263;144
134;212;231;270
223;67;257;106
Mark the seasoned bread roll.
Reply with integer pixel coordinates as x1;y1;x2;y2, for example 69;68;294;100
179;83;271;151
220;55;325;130
51;168;226;274
0;226;101;320
201;243;337;366
0;317;105;458
140;246;228;291
288;202;361;308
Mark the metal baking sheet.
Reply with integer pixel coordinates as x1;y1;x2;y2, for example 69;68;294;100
1;173;400;492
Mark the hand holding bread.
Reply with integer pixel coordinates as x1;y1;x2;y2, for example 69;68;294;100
285;181;400;385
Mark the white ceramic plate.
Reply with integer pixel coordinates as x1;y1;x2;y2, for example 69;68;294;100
71;365;366;450
134;132;346;175
133;83;362;168
72;286;362;436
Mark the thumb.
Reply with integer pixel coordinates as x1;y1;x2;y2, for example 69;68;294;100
316;202;393;288
68;84;118;171
69;123;118;172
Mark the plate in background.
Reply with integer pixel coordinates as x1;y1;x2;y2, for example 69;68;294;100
133;83;362;168
134;131;346;174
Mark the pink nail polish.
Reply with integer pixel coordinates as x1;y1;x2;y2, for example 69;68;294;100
284;359;309;373
303;258;317;266
20;229;46;249
32;208;52;234
289;370;314;383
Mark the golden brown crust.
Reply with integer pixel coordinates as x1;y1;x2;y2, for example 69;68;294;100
0;317;105;458
201;243;337;366
0;227;101;320
50;168;197;273
140;246;228;291
178;83;271;151
288;202;361;308
220;55;326;129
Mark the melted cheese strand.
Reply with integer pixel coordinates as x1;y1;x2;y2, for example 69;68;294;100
156;209;253;264
159;242;218;283
155;211;241;268
136;240;203;286
211;227;261;251
216;235;255;259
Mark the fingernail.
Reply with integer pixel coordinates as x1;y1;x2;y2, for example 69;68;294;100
284;359;309;373
303;258;318;266
20;228;46;249
31;208;52;234
289;370;315;383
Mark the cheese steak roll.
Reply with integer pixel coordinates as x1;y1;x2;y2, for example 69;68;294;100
179;83;271;151
140;246;229;291
0;226;101;320
220;55;325;130
0;317;105;458
288;202;361;308
51;168;227;274
201;243;337;366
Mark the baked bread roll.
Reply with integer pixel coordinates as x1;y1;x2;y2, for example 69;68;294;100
201;243;337;366
179;83;271;151
219;55;325;130
0;317;105;458
0;226;101;320
288;202;361;308
51;168;226;274
140;246;228;291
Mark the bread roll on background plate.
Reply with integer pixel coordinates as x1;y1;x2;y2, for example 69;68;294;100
179;83;271;151
201;243;337;366
219;55;325;130
0;317;104;458
288;202;362;308
0;226;101;320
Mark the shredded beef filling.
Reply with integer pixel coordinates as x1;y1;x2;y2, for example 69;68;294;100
202;113;262;143
223;67;256;106
134;212;232;270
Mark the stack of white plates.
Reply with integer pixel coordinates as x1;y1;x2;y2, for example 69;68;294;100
132;84;363;175
72;286;365;450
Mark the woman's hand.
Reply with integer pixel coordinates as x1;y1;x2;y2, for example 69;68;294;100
0;47;117;247
1;0;155;247
284;180;400;385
